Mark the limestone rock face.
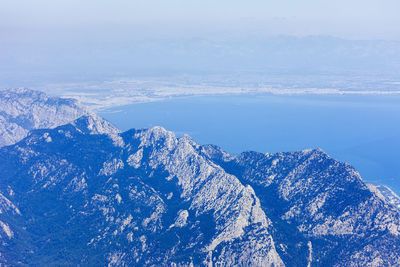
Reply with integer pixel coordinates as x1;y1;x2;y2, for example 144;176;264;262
201;145;400;266
0;89;399;266
0;115;283;266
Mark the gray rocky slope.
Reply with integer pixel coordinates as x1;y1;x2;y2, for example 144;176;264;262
0;113;399;266
367;183;400;210
202;145;400;266
0;88;87;147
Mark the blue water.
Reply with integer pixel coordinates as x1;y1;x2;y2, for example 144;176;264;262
99;94;400;193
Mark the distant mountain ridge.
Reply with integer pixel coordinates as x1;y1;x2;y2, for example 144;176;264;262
0;89;399;266
0;88;87;147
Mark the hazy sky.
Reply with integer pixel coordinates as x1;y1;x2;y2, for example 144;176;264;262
1;0;400;40
2;0;400;86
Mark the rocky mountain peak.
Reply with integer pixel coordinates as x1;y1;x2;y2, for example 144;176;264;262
71;113;119;135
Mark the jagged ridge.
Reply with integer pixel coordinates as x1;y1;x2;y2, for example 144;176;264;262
0;112;399;266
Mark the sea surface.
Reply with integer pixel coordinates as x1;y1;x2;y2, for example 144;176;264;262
99;94;400;193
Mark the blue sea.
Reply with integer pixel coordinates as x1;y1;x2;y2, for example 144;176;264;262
99;94;400;193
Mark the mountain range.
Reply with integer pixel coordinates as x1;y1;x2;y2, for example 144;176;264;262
0;89;399;266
